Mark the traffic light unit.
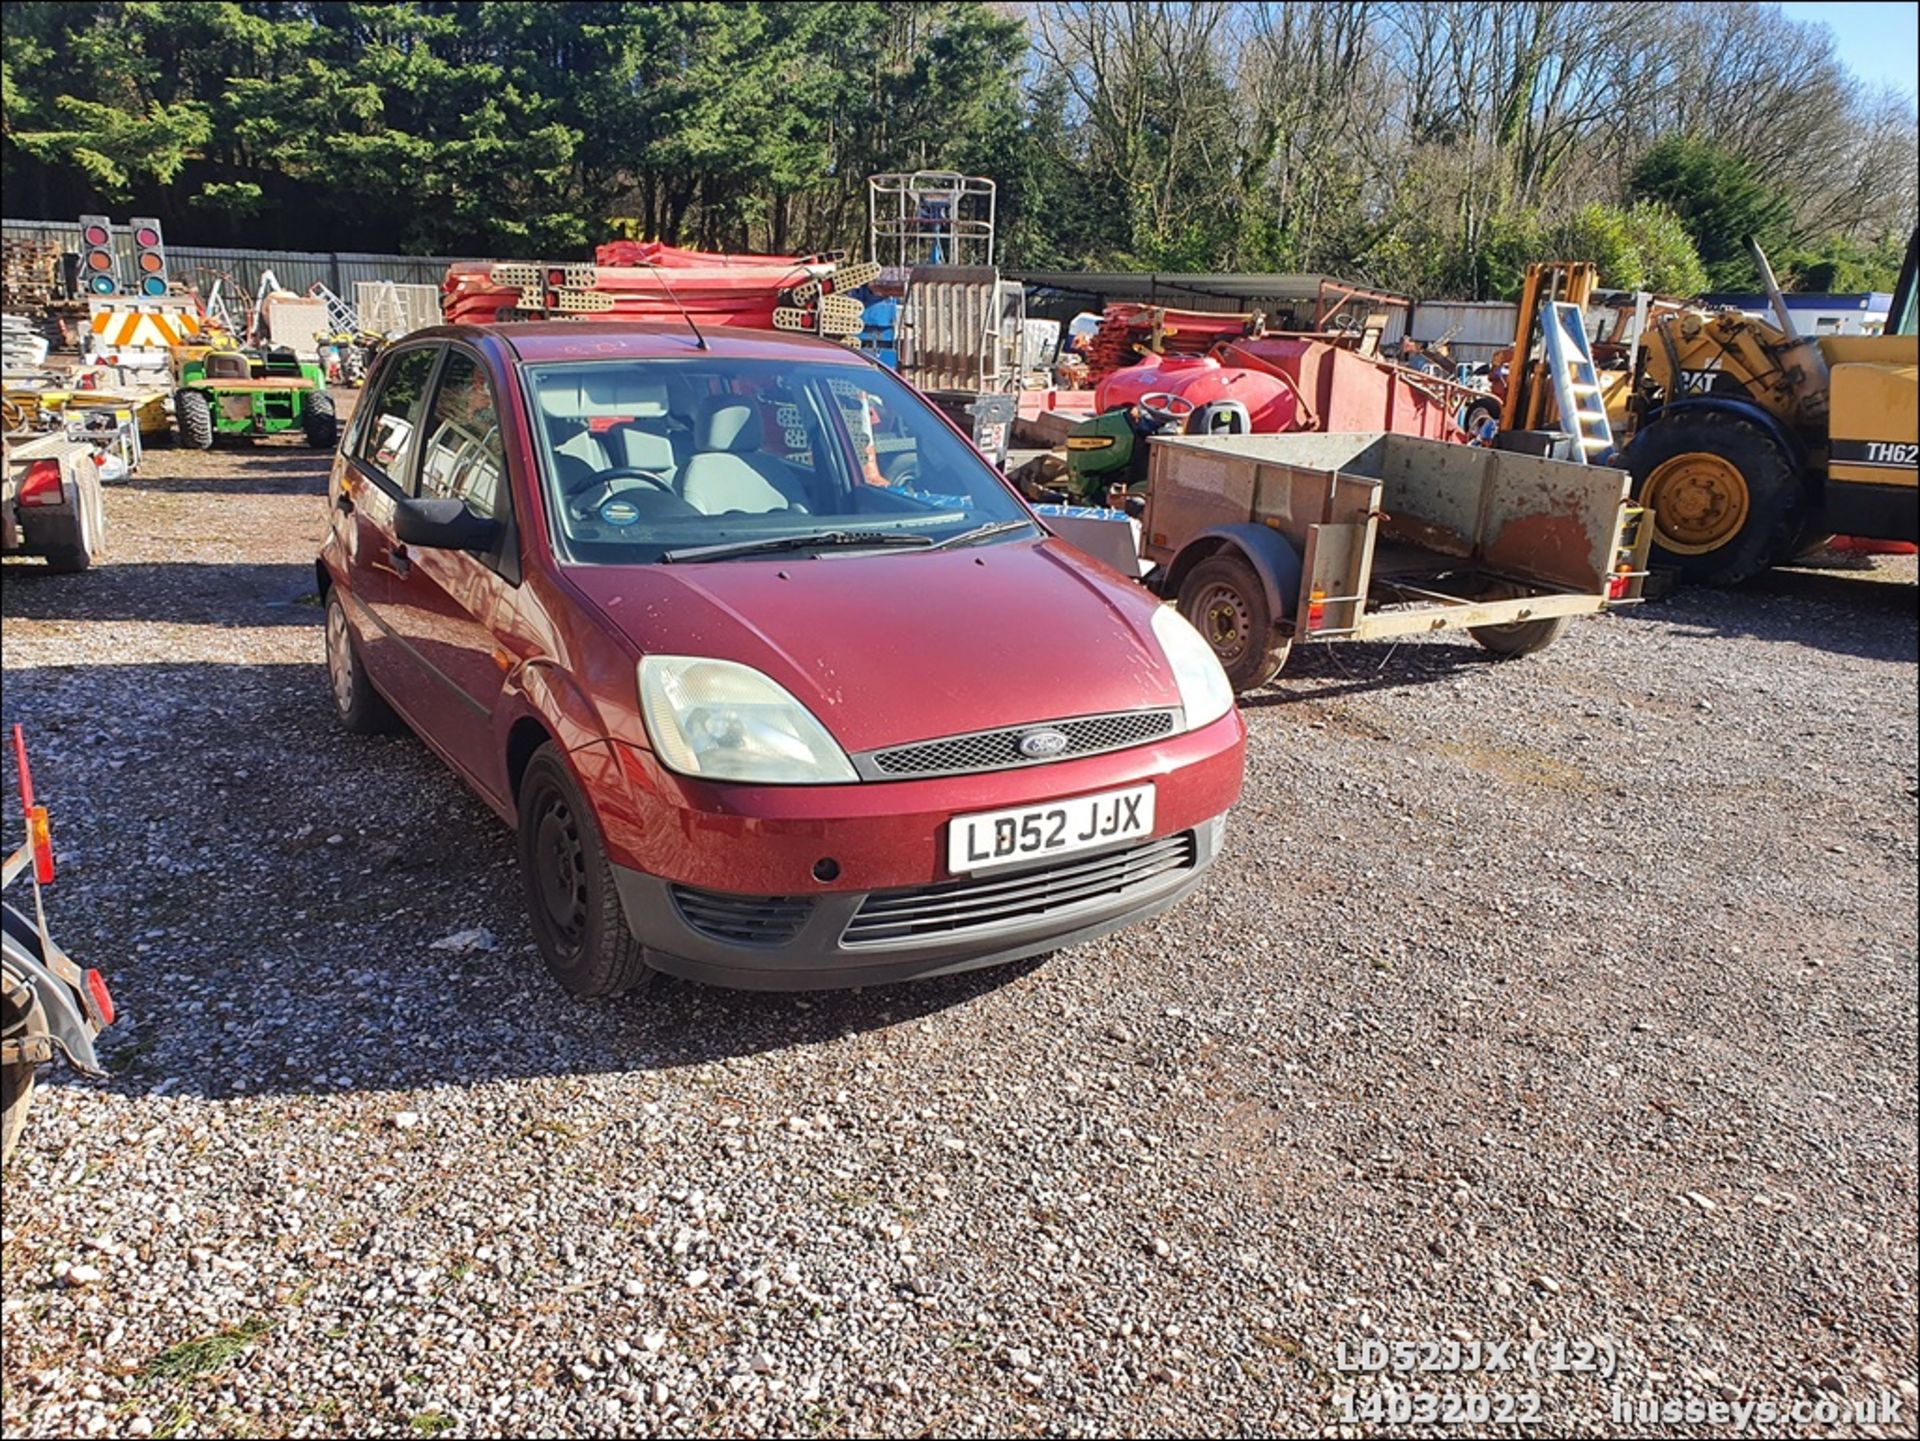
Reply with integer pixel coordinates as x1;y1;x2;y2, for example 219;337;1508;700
79;214;118;295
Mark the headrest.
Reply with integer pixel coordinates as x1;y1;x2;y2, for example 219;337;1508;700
601;420;676;473
537;371;670;421
695;396;758;453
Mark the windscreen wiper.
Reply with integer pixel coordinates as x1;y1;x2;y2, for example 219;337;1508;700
662;530;937;564
926;518;1034;550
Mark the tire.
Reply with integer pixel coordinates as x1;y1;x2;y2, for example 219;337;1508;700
516;744;653;999
1177;553;1291;693
304;390;339;450
175;388;215;450
2;991;45;1168
1625;409;1805;585
1470;614;1571;657
324;592;399;734
1463;399;1500;440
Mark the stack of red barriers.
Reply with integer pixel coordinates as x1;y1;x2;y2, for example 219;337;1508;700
441;242;834;330
1080;304;1257;381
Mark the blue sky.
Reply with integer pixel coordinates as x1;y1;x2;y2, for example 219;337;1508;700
1777;1;1919;103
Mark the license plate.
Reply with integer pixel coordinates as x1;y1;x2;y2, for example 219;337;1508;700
947;784;1155;875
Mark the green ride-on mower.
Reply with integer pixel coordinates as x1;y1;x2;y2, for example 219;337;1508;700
170;344;338;451
1062;392;1199;504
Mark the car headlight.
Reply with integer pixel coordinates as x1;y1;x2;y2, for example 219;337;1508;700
1151;604;1236;730
639;656;857;784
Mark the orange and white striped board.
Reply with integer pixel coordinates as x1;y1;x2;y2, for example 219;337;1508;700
86;298;203;361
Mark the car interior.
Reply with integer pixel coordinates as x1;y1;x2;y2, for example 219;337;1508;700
525;358;1025;561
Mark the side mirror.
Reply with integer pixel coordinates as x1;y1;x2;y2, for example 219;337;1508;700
393;496;501;553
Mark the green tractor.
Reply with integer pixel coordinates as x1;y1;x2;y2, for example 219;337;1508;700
170;344;338;450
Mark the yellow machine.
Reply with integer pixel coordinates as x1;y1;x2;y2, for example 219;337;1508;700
1623;232;1918;583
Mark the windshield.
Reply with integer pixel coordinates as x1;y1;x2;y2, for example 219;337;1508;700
525;357;1033;563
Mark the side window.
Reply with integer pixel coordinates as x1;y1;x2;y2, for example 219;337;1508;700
417;351;507;519
355;347;439;490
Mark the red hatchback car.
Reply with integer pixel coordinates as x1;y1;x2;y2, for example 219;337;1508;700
318;324;1245;996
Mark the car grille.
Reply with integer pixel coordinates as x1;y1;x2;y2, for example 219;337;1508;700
841;831;1199;947
669;886;813;947
859;709;1179;780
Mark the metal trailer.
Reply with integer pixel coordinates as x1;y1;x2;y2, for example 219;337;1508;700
1;433;107;573
1138;430;1653;690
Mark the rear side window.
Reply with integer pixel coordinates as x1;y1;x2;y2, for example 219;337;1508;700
417;351;507;518
355;347;438;490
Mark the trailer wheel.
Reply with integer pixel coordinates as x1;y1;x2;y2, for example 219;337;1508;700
303;390;339;450
1;991;44;1168
1178;553;1290;693
1625;408;1803;585
1470;614;1571;657
175;389;215;450
42;479;101;574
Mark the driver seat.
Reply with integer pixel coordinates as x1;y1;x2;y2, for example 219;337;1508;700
678;397;810;515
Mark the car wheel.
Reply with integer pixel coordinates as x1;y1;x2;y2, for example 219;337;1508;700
324;592;399;734
516;744;653;999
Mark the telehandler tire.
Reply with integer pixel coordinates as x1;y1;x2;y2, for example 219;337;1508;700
1626;408;1804;585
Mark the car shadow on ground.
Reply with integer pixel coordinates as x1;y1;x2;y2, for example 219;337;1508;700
0;560;321;626
1;659;1039;1106
1613;561;1918;663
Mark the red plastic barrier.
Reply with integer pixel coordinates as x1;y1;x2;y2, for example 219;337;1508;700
1825;536;1919;555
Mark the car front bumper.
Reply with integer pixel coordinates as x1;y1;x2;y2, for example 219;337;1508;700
581;709;1244;990
609;813;1224;990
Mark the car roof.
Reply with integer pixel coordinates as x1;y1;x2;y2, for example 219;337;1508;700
406;321;877;368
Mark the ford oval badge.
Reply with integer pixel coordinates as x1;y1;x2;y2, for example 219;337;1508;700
1017;728;1070;760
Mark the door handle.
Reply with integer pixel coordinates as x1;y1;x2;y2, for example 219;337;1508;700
335;490;354;514
387;544;412;577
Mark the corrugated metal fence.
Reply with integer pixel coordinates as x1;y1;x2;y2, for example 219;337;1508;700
3;216;479;298
1408;301;1517;365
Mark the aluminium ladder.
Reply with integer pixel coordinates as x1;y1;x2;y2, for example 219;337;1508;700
1540;300;1614;464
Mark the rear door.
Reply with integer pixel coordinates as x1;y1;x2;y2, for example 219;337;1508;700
334;343;442;702
382;345;519;803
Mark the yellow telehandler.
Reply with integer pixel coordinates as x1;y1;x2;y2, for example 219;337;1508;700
1622;231;1917;583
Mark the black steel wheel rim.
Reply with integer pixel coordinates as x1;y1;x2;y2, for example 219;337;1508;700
532;787;589;953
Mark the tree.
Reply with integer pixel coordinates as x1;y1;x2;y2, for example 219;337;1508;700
1627;134;1791;290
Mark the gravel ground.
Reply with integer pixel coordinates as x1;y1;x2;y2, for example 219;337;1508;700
2;406;1915;1438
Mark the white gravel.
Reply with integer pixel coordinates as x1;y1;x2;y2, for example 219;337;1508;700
2;412;1914;1437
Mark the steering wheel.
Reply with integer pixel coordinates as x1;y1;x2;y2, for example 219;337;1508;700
568;466;675;519
1136;391;1196;427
